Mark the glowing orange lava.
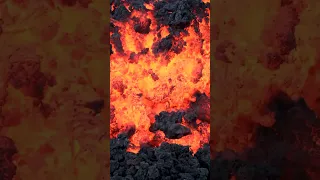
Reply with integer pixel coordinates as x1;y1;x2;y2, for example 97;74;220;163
110;2;210;153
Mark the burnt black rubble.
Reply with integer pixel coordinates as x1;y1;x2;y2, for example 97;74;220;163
152;36;173;54
184;92;210;127
152;35;187;55
111;133;210;180
149;92;210;139
149;111;191;139
111;4;131;22
111;0;150;22
152;0;209;55
210;91;320;180
153;0;209;30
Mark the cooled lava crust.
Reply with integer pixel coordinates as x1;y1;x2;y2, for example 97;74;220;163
111;134;210;180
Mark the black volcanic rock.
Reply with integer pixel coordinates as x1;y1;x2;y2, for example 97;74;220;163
149;111;191;139
111;29;124;53
153;0;209;31
152;36;173;54
149;92;210;139
110;0;210;55
166;124;191;139
190;92;210;122
111;4;131;22
110;133;210;180
184;92;210;124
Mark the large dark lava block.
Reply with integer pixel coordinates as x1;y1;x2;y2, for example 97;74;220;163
149;111;191;139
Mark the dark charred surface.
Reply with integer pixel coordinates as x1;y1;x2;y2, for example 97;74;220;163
150;92;210;139
111;4;131;22
152;36;173;54
184;92;210;128
150;111;191;139
111;133;210;180
0;136;17;180
210;92;320;180
152;0;209;55
153;0;209;31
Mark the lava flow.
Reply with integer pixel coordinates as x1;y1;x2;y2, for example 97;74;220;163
110;0;210;153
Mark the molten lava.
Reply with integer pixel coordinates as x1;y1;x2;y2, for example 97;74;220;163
110;0;210;153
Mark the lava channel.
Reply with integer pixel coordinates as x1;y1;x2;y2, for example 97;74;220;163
110;0;210;153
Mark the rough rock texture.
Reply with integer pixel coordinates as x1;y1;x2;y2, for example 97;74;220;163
110;0;210;55
186;92;210;123
150;92;210;139
111;133;210;180
149;111;191;139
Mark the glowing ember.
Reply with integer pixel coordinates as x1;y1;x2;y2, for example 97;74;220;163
110;0;210;153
